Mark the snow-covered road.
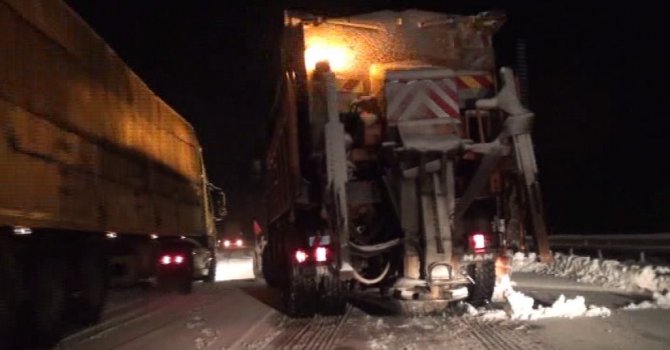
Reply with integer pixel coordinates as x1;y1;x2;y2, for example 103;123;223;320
54;257;670;350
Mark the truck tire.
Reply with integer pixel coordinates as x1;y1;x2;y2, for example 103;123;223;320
28;257;69;346
0;238;20;347
318;274;346;315
74;248;108;325
252;250;262;280
262;246;278;287
204;250;216;283
466;261;496;307
283;267;316;318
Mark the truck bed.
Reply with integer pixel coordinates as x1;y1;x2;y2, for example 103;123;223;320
0;0;206;236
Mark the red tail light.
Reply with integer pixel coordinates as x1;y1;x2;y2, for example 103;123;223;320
315;247;328;262
295;249;308;263
160;255;172;265
469;233;488;253
160;254;185;265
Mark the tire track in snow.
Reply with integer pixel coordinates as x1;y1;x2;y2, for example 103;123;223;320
59;289;223;349
264;307;351;350
57;292;174;348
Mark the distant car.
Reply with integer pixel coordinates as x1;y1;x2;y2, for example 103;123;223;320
218;234;254;259
158;237;216;287
218;235;246;250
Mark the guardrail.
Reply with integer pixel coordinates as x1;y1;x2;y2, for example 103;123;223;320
526;233;670;262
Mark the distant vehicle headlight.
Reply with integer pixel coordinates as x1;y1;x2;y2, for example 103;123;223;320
224;240;231;247
235;239;243;247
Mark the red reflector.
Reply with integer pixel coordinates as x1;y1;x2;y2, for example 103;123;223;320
469;233;488;252
160;255;172;265
295;249;308;263
315;247;328;262
174;255;185;264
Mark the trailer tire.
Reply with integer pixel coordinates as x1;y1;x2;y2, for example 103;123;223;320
29;257;69;346
74;249;108;325
283;267;316;318
466;261;496;307
319;274;346;315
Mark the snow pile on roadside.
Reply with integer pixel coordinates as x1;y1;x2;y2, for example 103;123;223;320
624;291;670;310
512;252;670;294
467;274;611;321
505;292;611;320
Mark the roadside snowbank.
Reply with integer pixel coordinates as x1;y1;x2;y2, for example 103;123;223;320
512;252;670;309
512;252;670;293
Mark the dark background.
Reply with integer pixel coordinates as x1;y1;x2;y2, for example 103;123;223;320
64;0;667;234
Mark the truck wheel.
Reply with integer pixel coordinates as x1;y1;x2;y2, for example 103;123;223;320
283;267;316;318
466;261;496;307
262;247;278;287
204;251;216;283
252;250;262;280
318;274;346;315
29;257;69;345
74;249;108;325
0;238;20;347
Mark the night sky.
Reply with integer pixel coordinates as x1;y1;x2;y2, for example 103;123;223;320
64;0;668;234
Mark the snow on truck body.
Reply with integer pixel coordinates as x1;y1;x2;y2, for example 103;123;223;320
0;0;222;345
261;9;550;317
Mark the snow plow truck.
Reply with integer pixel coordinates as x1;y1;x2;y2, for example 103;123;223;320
259;9;552;317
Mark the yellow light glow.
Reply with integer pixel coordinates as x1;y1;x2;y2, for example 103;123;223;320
304;38;354;72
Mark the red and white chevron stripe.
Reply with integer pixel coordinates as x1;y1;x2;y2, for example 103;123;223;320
385;76;460;125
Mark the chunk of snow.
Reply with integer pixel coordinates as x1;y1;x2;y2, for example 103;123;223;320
506;291;536;320
506;292;610;320
480;309;508;321
624;291;670;310
463;275;612;321
492;274;515;302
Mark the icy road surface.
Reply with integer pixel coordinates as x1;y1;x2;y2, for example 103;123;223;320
56;256;670;350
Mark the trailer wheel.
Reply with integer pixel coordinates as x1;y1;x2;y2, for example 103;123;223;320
466;261;496;307
319;274;346;315
28;257;69;345
74;249;108;325
283;267;316;318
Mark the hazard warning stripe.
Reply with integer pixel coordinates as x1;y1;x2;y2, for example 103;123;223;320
455;74;494;89
386;77;460;123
